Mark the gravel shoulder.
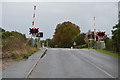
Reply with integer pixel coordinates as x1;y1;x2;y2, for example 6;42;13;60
2;58;17;70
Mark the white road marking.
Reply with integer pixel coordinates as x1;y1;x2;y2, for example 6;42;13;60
25;49;47;78
82;56;115;78
50;48;115;78
66;49;115;78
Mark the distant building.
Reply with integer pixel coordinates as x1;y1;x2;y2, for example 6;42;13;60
84;30;94;43
84;30;106;49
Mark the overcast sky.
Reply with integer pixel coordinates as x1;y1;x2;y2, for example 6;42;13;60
1;0;120;2
1;2;119;40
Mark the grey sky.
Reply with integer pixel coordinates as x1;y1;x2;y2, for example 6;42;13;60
1;2;118;40
2;0;120;2
0;2;2;28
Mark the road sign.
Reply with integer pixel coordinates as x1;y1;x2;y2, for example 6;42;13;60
40;32;43;37
73;42;76;46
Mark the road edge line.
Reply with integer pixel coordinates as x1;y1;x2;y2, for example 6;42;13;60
40;49;47;59
24;49;47;78
81;54;115;78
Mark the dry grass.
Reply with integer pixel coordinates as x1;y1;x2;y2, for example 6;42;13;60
2;34;40;59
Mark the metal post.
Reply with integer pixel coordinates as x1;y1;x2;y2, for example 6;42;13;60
37;37;41;48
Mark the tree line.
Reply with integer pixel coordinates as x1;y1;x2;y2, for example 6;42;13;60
105;20;120;54
44;21;120;54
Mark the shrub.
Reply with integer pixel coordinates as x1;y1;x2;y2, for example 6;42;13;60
20;54;29;59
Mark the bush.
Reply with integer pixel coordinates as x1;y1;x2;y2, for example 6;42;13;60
2;31;26;39
20;54;29;59
81;44;88;48
2;31;13;39
2;28;40;60
105;38;113;51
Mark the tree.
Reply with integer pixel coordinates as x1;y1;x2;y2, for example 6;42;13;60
74;33;86;46
0;27;5;32
53;21;80;48
104;37;113;51
112;21;120;53
46;38;55;48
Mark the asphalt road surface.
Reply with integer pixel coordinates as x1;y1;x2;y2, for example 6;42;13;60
28;48;118;78
0;59;2;79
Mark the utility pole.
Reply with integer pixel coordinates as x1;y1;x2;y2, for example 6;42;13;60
29;4;41;48
94;16;96;41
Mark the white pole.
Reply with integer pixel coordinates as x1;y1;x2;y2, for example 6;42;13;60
94;16;96;41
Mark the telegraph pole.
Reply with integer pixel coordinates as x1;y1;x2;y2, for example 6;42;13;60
94;16;96;41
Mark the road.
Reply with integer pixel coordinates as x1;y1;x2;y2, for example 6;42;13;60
2;49;46;78
0;59;2;79
28;48;118;78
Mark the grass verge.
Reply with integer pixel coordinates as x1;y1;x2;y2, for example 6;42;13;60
82;48;93;49
16;48;40;61
96;49;120;58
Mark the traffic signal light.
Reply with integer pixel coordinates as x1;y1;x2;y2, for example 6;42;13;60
36;32;43;37
40;32;43;37
97;32;105;36
29;28;39;34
